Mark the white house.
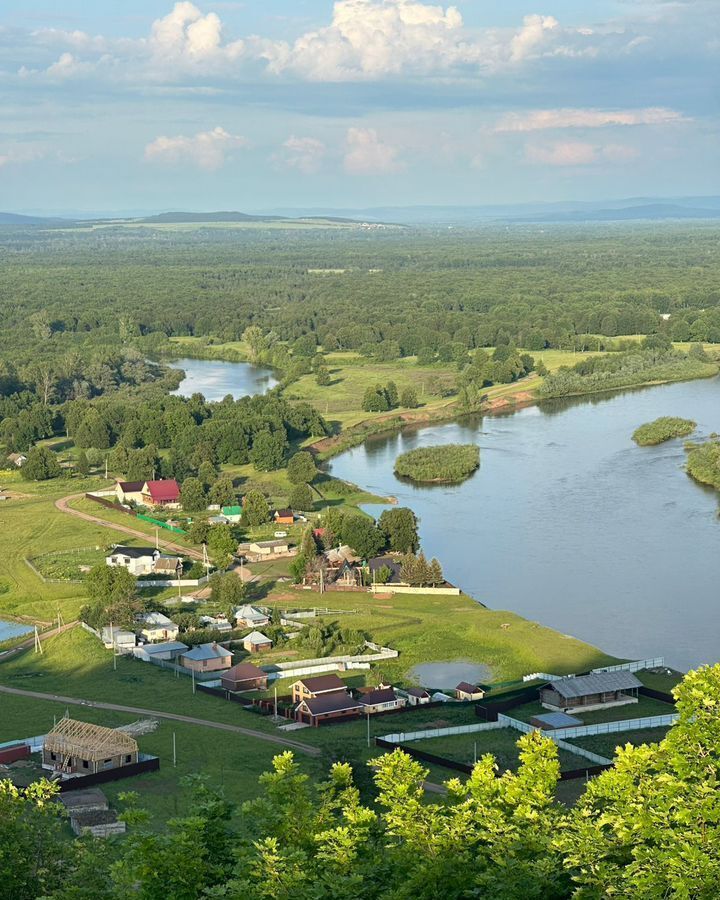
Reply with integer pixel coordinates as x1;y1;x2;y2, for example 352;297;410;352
101;626;137;651
139;612;179;643
106;546;159;577
233;605;270;628
199;614;233;633
357;686;407;715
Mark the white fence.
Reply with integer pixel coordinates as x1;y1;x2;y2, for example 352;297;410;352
522;672;562;683
498;712;676;741
271;642;397;674
371;585;461;596
0;734;45;753
136;576;210;588
592;657;664;674
267;661;371;681
380;721;504;744
553;737;612;766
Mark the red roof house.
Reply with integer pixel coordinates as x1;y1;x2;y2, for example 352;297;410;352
142;479;181;507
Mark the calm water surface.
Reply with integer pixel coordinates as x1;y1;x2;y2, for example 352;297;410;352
410;662;492;690
330;378;720;672
0;619;31;642
171;357;278;401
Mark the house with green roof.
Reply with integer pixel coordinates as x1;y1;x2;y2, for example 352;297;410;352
222;505;243;523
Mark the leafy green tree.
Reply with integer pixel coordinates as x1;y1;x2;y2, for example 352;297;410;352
289;483;314;511
243;325;269;363
197;460;217;488
250;429;288;471
210;571;247;609
189;519;211;545
287;451;318;485
316;366;331;386
180;476;207;512
75;449;90;476
340;515;385;559
20;446;62;481
428;558;443;586
207;524;236;567
379;507;419;553
400;387;419;408
361;385;390;413
74;408;111;449
243;489;270;526
300;523;319;559
209;474;236;507
385;380;399;408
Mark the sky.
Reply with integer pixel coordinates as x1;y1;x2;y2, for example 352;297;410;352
0;0;717;213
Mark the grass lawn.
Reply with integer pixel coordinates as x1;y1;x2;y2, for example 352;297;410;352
566;726;671;759
635;669;683;694
0;692;326;830
403;727;586;773
509;696;675;726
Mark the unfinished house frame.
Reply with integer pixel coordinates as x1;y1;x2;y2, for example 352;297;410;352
42;718;139;776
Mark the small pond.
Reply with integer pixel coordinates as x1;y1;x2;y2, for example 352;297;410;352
409;661;492;690
0;619;32;643
170;357;278;401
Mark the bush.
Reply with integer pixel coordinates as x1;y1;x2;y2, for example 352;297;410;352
632;417;696;446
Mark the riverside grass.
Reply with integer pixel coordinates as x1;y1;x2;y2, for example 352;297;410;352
394;444;480;484
632;416;697;446
685;438;720;491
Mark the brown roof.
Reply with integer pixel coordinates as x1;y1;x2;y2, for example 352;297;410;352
301;694;362;716
358;687;398;706
456;682;481;694
118;481;144;493
407;688;430;698
222;663;267;682
295;673;346;694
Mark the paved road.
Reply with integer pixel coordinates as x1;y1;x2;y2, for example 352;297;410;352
55;493;204;561
0;684;320;756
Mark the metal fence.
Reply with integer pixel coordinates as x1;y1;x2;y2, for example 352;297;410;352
592;657;665;673
499;712;677;740
380;720;504;744
552;737;612;766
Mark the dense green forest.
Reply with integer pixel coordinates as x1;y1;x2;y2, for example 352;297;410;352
4;664;720;900
2;223;720;374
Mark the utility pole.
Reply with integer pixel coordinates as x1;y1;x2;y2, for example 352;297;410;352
105;457;108;480
172;731;177;767
155;528;159;550
367;712;371;748
110;620;117;671
34;626;43;655
191;667;196;695
274;686;278;719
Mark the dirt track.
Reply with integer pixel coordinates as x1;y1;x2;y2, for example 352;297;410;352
0;683;320;756
55;493;204;561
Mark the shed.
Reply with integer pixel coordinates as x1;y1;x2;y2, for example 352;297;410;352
540;672;641;712
242;630;273;653
357;686;406;714
273;508;294;525
455;682;486;702
405;687;432;706
530;711;584;730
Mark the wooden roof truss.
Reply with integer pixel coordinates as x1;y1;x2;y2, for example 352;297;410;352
44;717;138;766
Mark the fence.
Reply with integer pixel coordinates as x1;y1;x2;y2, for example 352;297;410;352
522;672;561;683
136;576;209;588
369;585;461;596
592;657;664;674
475;684;544;721
498;712;677;741
57;755;160;793
379;720;504;744
137;514;187;535
552;737;612;766
638;685;675;704
85;494;187;534
269;642;398;676
25;546;103;585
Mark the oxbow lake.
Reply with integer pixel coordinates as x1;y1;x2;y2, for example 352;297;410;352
0;619;32;642
170;357;278;401
330;377;720;673
165;355;720;672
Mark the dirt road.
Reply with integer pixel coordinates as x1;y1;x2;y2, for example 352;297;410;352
55;493;204;561
0;683;320;756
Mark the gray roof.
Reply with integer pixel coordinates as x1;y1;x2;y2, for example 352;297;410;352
109;546;157;559
546;671;641;699
143;641;188;655
531;712;584;729
182;643;232;661
243;631;271;645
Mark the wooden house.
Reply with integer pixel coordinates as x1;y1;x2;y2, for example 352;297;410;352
539;672;641;713
43;718;138;776
221;662;268;692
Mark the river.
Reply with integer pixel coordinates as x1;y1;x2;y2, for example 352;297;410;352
0;619;32;643
170;357;278;401
329;378;720;672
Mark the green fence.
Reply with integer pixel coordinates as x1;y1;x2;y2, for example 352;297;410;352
136;514;187;535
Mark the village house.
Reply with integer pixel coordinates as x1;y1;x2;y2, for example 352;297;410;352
222;505;243;523
539;672;642;713
7;452;27;467
42;718;139;776
233;604;270;628
405;687;432;706
273;508;294;526
115;480;145;505
236;539;294;561
180;642;233;672
105;546;159;576
135;640;188;662
295;693;363;727
101;625;136;651
291;673;347;704
221;662;269;692
152;555;183;577
207;515;229;526
139;612;179;643
141;479;181;508
242;630;273;653
199;614;233;633
367;556;405;586
455;682;486;702
357;686;407;715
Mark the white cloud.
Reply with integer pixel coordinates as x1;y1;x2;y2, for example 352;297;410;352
144;125;248;170
509;14;559;63
496;106;687;132
0;145;46;168
46;52;95;79
525;140;640;166
343;127;404;174
278;136;327;175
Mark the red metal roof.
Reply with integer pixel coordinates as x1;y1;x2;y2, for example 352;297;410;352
144;479;180;501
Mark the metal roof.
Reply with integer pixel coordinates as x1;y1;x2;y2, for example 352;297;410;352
182;642;232;661
547;671;641;699
531;712;584;729
143;641;188;655
243;631;271;645
301;694;361;716
109;546;157;559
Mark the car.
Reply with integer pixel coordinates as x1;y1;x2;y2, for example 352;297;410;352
274;530;288;538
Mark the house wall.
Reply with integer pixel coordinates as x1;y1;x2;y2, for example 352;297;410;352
221;675;268;692
292;683;347;703
43;748;138;775
361;699;406;714
182;655;231;672
244;641;271;653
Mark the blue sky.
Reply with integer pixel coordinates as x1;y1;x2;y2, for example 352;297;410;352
0;0;717;213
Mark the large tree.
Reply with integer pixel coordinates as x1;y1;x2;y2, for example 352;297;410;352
340;515;385;559
20;446;62;481
379;507;419;553
287;451;318;485
243;490;270;526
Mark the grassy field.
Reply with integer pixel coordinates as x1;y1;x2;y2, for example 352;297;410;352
403;727;586;773
566;726;671;759
509;695;675;726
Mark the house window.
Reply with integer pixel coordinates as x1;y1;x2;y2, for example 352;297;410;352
102;758;113;769
125;754;132;763
50;751;57;761
82;760;89;769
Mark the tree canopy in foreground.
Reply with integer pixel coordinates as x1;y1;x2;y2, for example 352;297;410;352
5;665;720;899
394;444;480;484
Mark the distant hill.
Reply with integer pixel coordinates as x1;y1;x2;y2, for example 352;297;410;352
137;210;285;224
0;211;69;226
521;203;720;223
